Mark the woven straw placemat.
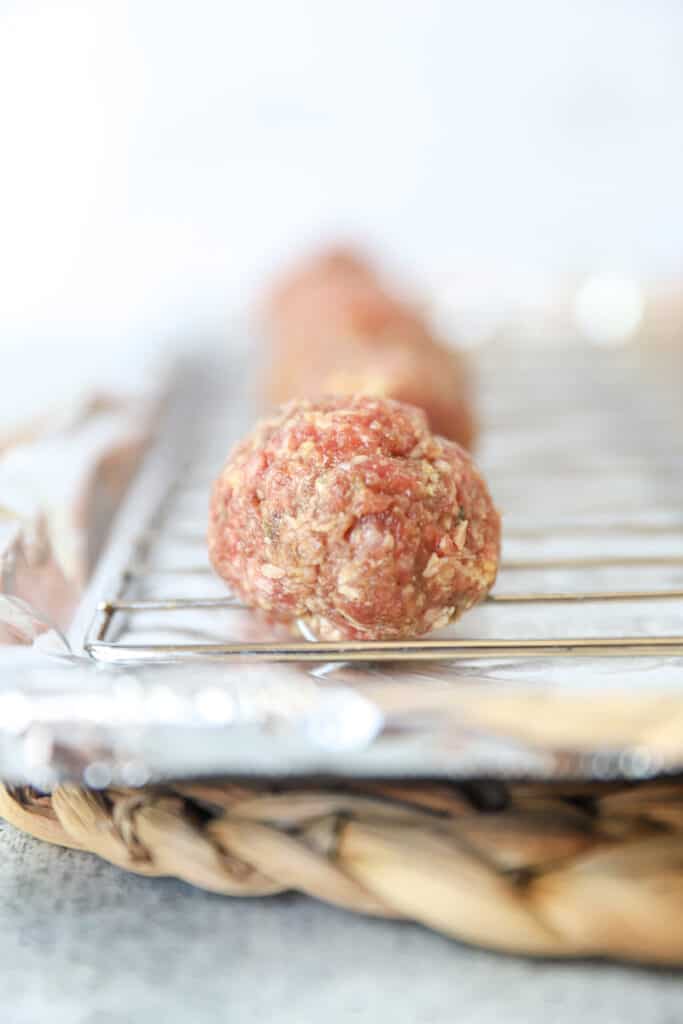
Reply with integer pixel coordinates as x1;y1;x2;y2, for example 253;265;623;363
2;777;682;964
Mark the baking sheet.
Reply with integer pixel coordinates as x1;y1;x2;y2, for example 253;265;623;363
1;343;682;787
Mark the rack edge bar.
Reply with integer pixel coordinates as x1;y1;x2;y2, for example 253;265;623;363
86;635;683;664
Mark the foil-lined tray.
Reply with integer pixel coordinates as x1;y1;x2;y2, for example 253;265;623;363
1;344;683;788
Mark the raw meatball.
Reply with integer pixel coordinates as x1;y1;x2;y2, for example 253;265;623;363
262;247;476;449
265;328;476;452
267;244;377;326
208;396;499;641
268;264;419;342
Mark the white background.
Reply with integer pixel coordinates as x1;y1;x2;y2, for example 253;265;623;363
1;0;682;356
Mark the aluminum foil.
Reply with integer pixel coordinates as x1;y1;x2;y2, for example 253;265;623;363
1;345;682;788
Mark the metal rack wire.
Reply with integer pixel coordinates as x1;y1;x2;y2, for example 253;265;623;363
80;348;683;669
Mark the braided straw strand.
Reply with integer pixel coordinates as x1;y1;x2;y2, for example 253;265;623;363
2;779;683;963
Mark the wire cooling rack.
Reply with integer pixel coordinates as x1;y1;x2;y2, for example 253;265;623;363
78;346;683;672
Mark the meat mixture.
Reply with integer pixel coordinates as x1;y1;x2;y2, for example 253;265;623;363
266;245;377;326
208;395;499;641
261;246;476;449
265;330;476;452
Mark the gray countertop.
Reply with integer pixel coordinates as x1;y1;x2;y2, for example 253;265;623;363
2;820;682;1024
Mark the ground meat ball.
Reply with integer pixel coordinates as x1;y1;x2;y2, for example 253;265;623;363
267;245;377;326
265;329;476;452
268;262;422;342
208;396;499;641
262;247;477;449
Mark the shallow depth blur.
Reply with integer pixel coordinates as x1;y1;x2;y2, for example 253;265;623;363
1;0;683;371
2;0;682;650
3;7;683;1015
